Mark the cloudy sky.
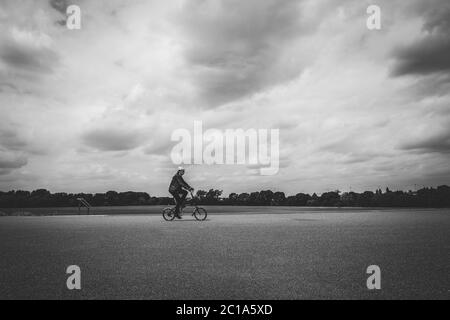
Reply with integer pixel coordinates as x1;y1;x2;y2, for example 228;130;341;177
1;0;450;196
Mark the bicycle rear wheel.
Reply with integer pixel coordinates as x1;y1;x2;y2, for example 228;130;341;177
193;207;207;221
162;207;176;221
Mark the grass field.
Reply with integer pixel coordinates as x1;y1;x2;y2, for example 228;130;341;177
0;207;449;299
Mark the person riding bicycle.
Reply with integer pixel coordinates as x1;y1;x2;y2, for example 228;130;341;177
169;166;194;219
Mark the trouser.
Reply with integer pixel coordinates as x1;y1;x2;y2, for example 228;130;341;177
170;189;188;214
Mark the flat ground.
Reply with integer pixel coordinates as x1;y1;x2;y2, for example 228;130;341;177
0;208;449;299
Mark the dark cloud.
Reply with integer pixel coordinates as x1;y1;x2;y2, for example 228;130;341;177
0;128;29;175
82;128;143;151
0;169;12;176
0;150;28;174
0;37;59;74
0;82;19;94
0;157;27;169
49;0;72;26
0;124;48;156
0;81;34;95
391;38;450;76
401;130;450;154
49;0;69;14
341;154;378;164
397;73;450;101
0;128;27;150
391;1;450;77
178;0;317;107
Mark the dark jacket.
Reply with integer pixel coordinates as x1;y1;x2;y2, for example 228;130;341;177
169;174;192;192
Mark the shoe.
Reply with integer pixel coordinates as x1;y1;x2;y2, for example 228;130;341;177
175;214;182;219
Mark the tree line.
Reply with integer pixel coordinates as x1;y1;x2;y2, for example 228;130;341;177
1;185;450;208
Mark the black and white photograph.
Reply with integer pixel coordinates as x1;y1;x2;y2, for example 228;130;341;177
0;0;449;305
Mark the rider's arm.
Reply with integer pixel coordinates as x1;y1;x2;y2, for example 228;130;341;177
177;175;193;190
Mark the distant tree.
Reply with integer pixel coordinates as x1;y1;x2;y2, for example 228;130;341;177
259;190;274;205
228;193;238;205
359;191;375;206
320;191;340;206
1;185;450;209
237;193;250;204
272;191;286;205
196;190;207;201
340;192;357;206
249;192;261;205
294;193;310;206
204;189;222;204
105;191;119;205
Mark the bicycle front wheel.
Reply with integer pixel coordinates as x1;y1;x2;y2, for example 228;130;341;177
193;207;207;221
162;207;176;221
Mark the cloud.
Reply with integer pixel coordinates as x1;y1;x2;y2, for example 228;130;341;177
2;0;450;194
0;128;28;151
177;0;320;107
392;38;450;76
59;163;117;181
82;128;144;151
0;149;27;175
0;28;59;74
0;82;18;93
401;130;450;154
49;0;69;14
143;139;173;156
391;0;450;77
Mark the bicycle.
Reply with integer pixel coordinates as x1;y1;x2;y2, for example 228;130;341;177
162;191;207;221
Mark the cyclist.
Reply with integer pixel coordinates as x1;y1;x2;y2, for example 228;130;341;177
168;166;194;219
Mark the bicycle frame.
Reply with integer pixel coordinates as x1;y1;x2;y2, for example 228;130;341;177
177;190;199;216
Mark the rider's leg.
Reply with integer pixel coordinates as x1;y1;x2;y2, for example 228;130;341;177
179;189;188;208
170;190;182;214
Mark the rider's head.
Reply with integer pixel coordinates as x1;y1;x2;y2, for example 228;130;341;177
177;166;185;175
